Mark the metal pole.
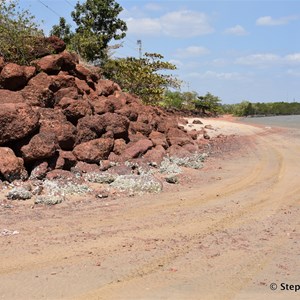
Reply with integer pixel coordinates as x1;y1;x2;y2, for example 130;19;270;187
137;40;142;58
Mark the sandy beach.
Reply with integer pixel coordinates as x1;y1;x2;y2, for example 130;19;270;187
1;117;299;300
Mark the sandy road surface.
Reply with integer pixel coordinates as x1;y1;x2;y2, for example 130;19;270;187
0;121;300;300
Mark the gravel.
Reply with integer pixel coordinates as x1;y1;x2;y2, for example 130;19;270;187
6;187;33;200
111;174;162;194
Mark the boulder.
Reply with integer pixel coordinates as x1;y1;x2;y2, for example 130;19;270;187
143;145;166;164
149;131;169;149
0;103;39;145
21;72;54;107
54;86;83;104
157;118;178;133
167;145;191;158
128;132;147;143
182;143;199;153
73;138;114;163
71;161;100;174
75;77;91;94
58;98;93;123
0;63;33;91
30;36;66;58
75;115;106;145
21;132;58;161
167;128;192;146
46;169;76;181
113;138;127;155
77;113;127;143
0;147;28;182
55;150;77;170
96;79;121;96
116;104;139;121
0;90;24;104
29;161;49;180
101;112;130;139
33;51;78;74
91;95;125;115
50;74;76;92
45;36;66;54
39;108;77;150
74;64;99;82
129;121;152;136
124;139;153;159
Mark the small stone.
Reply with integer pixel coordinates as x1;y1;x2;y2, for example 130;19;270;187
7;187;33;200
111;174;162;193
203;133;210;139
32;185;43;195
96;190;109;199
165;175;179;184
192;119;203;124
83;172;116;184
35;195;64;205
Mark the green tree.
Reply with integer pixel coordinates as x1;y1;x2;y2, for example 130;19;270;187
103;53;181;105
50;17;73;46
0;0;44;65
181;91;199;109
232;101;251;116
71;0;127;63
163;91;184;109
194;92;222;114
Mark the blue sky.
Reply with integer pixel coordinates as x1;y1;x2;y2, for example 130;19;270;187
19;0;300;104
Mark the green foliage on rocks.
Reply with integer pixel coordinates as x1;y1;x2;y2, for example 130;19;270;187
0;0;44;65
51;0;127;64
102;53;181;105
50;17;73;46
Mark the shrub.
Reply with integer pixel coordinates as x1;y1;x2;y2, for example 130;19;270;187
0;0;44;65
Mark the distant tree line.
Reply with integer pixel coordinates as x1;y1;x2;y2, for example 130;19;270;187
221;101;300;116
162;91;222;114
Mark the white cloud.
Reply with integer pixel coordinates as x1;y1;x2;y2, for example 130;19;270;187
210;58;229;67
224;25;248;36
160;10;214;37
169;59;183;67
256;15;298;26
235;52;300;67
174;46;209;58
144;3;163;11
285;53;300;64
202;71;241;80
126;17;162;35
235;53;281;66
186;71;241;80
126;10;214;37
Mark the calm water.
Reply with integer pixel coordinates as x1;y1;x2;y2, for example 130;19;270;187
239;115;300;129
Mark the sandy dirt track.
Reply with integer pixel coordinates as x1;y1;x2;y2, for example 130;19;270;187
0;119;300;300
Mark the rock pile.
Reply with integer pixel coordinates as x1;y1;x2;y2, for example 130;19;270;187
0;42;205;183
